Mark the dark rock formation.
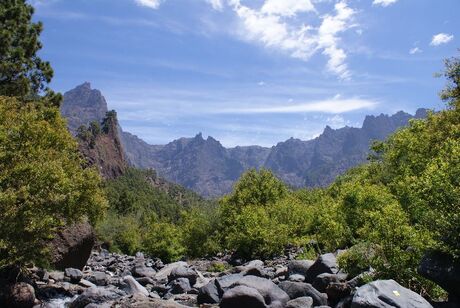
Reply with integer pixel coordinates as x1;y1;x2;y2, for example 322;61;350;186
49;221;95;271
418;250;460;299
60;82;108;135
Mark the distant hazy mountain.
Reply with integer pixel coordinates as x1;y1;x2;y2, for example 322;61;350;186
61;83;428;197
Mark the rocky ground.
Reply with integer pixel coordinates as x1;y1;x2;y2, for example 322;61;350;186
1;248;450;308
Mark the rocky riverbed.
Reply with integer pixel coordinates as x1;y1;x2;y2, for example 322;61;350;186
0;248;445;308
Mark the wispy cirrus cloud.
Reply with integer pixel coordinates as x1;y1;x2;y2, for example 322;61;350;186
214;97;377;114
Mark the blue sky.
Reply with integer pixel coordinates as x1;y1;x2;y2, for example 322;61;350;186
31;0;459;147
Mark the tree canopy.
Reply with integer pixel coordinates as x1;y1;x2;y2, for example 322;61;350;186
0;0;61;105
0;97;107;268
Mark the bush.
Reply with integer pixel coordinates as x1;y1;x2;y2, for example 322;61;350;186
180;207;221;258
0;97;107;268
96;213;142;255
225;205;289;259
143;220;185;263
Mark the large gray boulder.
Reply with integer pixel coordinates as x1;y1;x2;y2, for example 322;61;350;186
286;296;313;308
232;275;290;308
351;280;433;308
168;266;198;286
154;261;188;283
65;268;83;283
220;285;266;308
69;287;124;308
305;253;338;283
197;279;220;304
418;250;460;298
216;273;244;295
49;221;95;270
288;260;314;277
278;281;327;306
123;275;149;296
131;264;156;278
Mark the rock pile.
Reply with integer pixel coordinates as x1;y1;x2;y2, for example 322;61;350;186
3;249;437;308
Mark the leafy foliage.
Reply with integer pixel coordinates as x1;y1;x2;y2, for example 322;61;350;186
0;0;61;105
0;96;107;268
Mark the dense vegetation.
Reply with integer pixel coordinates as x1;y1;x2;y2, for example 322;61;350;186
97;168;216;260
0;96;107;268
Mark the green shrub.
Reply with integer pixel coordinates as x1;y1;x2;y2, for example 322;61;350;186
96;213;142;255
143;220;185;263
180;207;221;258
225;205;289;259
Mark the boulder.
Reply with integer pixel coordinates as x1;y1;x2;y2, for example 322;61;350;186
48;271;64;282
312;273;343;293
197;280;220;304
87;271;108;286
286;296;313;308
168;278;192;294
278;281;327;306
216;273;244;295
131;264;156;278
6;282;35;308
49;221;95;270
326;282;351;306
288;274;306;282
288;260;314;277
220;285;266;308
168;266;198;286
232;275;290;308
65;268;83;283
418;250;460;298
123;275;149;296
351;279;433;308
305;253;338;283
69;287;123;308
154;261;188;283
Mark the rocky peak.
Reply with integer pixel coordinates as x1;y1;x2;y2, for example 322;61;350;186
61;83;109;134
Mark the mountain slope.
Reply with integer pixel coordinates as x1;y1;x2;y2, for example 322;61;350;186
61;83;428;197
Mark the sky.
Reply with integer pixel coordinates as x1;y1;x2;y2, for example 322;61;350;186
31;0;459;147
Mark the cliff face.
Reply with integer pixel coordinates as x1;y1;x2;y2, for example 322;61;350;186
61;83;127;179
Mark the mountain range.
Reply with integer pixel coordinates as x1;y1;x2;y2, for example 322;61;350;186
61;83;427;197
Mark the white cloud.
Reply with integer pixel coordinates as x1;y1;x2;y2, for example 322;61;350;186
135;0;162;9
206;0;224;10
409;47;422;54
430;33;454;46
132;0;356;79
215;97;377;114
261;0;316;17
372;0;398;7
228;0;355;79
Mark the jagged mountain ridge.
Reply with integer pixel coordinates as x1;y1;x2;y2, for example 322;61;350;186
60;83;427;197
